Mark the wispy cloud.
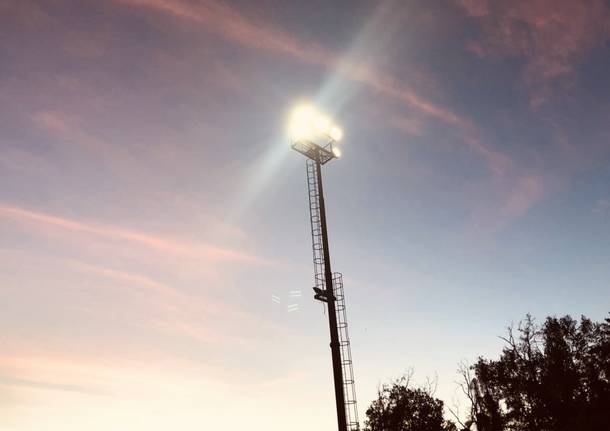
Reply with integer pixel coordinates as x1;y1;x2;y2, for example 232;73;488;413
455;0;610;106
115;0;469;129
467;172;549;233
0;247;265;354
390;115;425;137
67;259;177;296
499;174;546;222
0;375;108;395
112;0;520;190
0;353;115;398
117;0;554;229
34;111;71;135
0;204;266;265
0;203;278;349
65;259;260;345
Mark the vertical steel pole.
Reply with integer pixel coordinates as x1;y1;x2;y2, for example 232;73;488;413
314;156;348;431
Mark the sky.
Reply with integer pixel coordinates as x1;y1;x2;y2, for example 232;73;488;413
1;0;610;429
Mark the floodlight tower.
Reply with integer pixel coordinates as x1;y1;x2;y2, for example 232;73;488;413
289;105;359;431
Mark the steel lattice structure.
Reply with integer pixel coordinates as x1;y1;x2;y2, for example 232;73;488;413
292;138;360;431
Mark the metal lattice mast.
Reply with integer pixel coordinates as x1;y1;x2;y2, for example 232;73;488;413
305;157;360;431
306;159;326;300
289;104;357;431
333;272;360;431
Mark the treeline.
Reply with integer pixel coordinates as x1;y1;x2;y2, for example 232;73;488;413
364;313;610;431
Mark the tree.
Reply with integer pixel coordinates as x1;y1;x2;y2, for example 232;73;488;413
364;375;456;431
365;313;609;431
460;313;610;431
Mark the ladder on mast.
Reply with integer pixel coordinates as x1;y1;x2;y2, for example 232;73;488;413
306;159;360;431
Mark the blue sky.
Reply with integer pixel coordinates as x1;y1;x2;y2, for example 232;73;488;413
1;1;610;430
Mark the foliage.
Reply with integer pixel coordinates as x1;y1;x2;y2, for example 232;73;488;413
461;314;610;431
363;313;610;431
364;375;456;431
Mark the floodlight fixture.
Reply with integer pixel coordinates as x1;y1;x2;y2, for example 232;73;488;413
288;104;343;165
315;114;331;134
288;104;317;140
329;126;343;142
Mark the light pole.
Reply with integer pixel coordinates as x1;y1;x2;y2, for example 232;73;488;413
288;105;356;431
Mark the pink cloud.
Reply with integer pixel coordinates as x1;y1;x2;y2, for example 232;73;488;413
0;350;225;398
452;0;610;227
337;60;471;129
115;0;547;226
0;345;264;405
112;0;516;179
0;248;267;354
65;259;178;296
19;0;544;233
117;0;333;63
0;353;113;395
0;205;266;265
33;111;70;135
463;136;511;176
499;174;546;221
63;259;257;326
115;0;469;130
455;0;489;17
390;115;425;137
31;110;107;153
467;172;549;234
11;1;507;183
456;0;610;105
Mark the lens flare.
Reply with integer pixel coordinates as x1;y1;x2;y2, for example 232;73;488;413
288;104;317;140
287;104;343;146
329;126;343;142
314;115;331;135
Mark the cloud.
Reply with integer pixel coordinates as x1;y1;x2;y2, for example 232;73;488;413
336;60;471;129
68;259;176;295
454;0;489;17
0;204;283;351
62;259;258;344
0;376;108;395
112;0;519;182
34;111;71;135
390;115;425;137
0;253;275;391
455;0;610;106
115;0;469;129
467;172;549;233
31;109;111;154
0;351;213;401
499;174;546;221
450;0;610;228
113;0;554;229
117;0;332;64
0;248;268;362
0;353;117;399
0;204;266;265
463;136;511;176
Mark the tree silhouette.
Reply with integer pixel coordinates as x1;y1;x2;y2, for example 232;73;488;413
364;375;456;431
366;313;610;431
460;314;610;431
